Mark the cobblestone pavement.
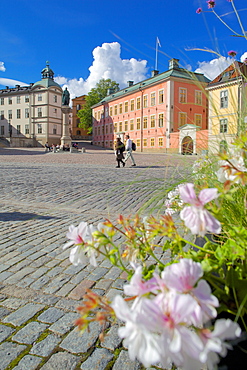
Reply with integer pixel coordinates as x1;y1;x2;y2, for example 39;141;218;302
0;144;195;370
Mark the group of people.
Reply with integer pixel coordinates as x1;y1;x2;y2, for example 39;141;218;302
44;142;74;152
115;135;136;168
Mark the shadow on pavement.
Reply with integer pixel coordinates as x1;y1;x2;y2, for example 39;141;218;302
0;212;57;221
0;148;46;156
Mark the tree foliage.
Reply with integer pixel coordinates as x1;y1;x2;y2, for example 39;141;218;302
77;79;120;134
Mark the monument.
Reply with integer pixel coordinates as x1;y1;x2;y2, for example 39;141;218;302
61;87;72;147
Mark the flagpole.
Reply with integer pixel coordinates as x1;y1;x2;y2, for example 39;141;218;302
155;37;158;71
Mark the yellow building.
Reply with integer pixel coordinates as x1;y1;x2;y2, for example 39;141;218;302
206;61;247;153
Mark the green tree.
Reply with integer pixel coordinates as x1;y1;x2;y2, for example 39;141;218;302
77;79;120;134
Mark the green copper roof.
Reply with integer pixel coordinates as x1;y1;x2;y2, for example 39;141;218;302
94;67;210;107
32;79;62;89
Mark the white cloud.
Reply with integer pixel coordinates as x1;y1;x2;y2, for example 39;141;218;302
240;52;247;62
0;77;28;87
54;42;148;100
195;56;232;80
0;61;6;72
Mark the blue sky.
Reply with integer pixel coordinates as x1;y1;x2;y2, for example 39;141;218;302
0;0;247;97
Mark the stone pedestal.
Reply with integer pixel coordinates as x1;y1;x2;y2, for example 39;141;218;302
61;106;72;146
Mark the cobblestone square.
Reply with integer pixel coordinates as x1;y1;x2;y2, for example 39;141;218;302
0;144;194;369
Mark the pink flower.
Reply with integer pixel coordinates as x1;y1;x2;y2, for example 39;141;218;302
228;50;237;57
196;7;202;14
63;221;93;249
124;265;159;297
179;183;221;236
207;0;216;8
161;259;219;324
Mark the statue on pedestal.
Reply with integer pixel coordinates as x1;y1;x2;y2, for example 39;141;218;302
62;87;70;106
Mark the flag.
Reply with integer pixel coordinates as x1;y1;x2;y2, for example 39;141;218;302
157;37;161;48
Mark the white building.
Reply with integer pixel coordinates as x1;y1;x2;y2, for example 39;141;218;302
0;62;63;147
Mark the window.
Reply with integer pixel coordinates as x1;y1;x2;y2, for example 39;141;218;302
195;114;202;127
25;108;29;118
124;121;128;131
137;139;140;147
143;138;147;147
17;96;21;104
105;107;108;118
151;92;156;106
130;119;134;130
105;125;108;134
150;115;155;128
53;108;57;115
54;95;57;103
130;99;135;111
119;103;123;114
136;118;141;130
98;111;101;120
102;125;105;135
150;138;155;146
1;98;4;105
110;124;113;133
143;95;148;108
220;90;228;108
25;125;29;134
38;94;42;101
53;125;57;135
109;140;113;148
179;112;186;126
158;137;163;146
76;118;80;127
110;107;113;116
8;97;12;105
124;101;128;113
114;122;117;131
158;113;164;127
1;126;4;135
119;121;122;131
143;117;148;129
220;118;228;133
179;88;187;103
17;125;21;134
114;105;118;115
8;110;12;119
25;96;29;103
38;108;42;117
0;111;4;120
98;126;101;135
136;97;141;110
17;109;21;119
76;130;81;135
159;90;164;104
195;90;202;105
37;124;42;134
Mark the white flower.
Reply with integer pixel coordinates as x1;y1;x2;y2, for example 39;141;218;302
179;183;221;236
216;156;247;183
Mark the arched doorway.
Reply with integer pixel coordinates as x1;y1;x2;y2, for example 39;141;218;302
182;136;193;154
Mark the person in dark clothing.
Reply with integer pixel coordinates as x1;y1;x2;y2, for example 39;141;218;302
115;137;125;168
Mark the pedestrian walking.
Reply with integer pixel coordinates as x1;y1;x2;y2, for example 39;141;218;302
123;134;136;166
115;137;125;168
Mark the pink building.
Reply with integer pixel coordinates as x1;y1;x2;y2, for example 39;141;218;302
92;59;209;154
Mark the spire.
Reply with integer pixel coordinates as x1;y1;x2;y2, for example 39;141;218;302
41;61;54;80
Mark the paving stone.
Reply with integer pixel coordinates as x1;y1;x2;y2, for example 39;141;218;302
16;277;35;288
55;298;79;312
106;288;123;302
1;297;28;310
0;324;15;342
49;312;80;335
37;307;65;323
3;303;45;326
60;322;102;353
0;342;27;370
95;278;113;291
29;266;49;279
112;278;127;290
55;282;75;297
43;274;71;294
30;275;50;290
69;270;89;284
12;355;43;370
68;280;95;300
12;321;48;344
30;334;61;356
40;352;80;370
87;267;109;281
0;306;12;320
80;347;114;369
104;267;121;280
100;325;122;351
0;270;13;282
112;350;142;370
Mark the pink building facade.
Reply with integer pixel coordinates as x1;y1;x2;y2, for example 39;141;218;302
92;59;209;154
